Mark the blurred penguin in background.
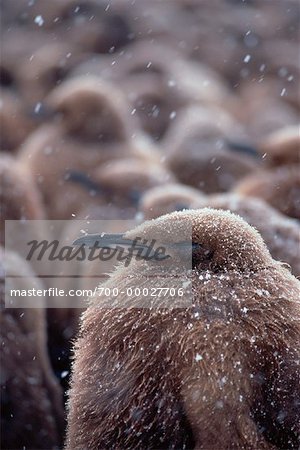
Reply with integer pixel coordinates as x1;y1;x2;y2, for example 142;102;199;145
235;164;300;220
163;105;259;193
19;77;159;219
1;247;64;450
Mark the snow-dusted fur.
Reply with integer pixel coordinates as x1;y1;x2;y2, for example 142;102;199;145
192;194;300;278
66;209;300;449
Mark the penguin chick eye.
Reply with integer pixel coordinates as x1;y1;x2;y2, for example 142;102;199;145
191;242;214;270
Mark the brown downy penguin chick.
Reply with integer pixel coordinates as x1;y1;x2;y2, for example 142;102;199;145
139;183;205;220
190;1;298;88
47;157;173;222
39;76;151;148
19;43;82;108
0;73;35;152
1;247;64;449
27;0;132;54
70;40;230;141
0;152;56;322
235;165;300;220
0;92;32;153
0;154;45;245
69;43;184;142
46;159;173;353
19;77;158;219
0;27;50;82
164;106;259;193
53;158;174;295
69;41;182;84
0;155;65;404
66;209;300;449
187;2;268;84
235;80;299;141
121;59;229;143
90;158;175;211
262;39;300;111
3;0;130;55
123;75;185;142
1;0;74;28
71;40;228;106
258;126;300;167
117;41;230;137
46;203;138;374
192;194;300;278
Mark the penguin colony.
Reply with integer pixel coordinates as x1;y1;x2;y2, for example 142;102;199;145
0;1;299;449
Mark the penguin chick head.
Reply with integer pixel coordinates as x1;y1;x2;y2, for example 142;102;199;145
47;77;132;142
140;183;205;220
124;208;273;273
259;126;300;167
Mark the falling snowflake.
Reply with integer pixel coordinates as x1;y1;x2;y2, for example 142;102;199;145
34;15;44;26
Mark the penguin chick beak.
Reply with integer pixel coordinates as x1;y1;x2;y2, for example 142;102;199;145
129;189;142;207
73;233;205;266
28;104;55;122
226;140;259;158
73;233;195;250
73;233;170;262
73;233;137;248
65;170;105;195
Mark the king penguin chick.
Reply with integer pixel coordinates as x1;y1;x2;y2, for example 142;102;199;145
66;209;300;450
258;126;300;167
0;153;45;245
235;165;300;220
19;77;159;219
1;247;64;449
164;106;259;193
0;89;34;153
139;183;205;220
